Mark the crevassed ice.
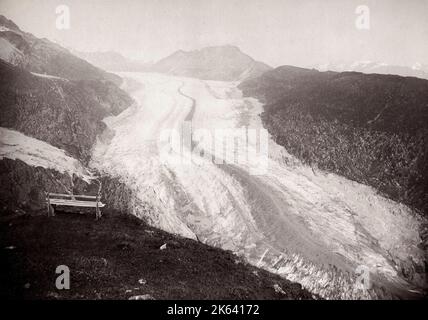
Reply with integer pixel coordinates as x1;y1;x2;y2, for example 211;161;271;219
91;72;425;299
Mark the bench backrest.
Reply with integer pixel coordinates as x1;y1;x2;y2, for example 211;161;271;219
45;192;105;209
47;192;99;201
45;182;104;218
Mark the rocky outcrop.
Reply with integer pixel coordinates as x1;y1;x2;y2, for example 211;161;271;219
0;158;140;218
99;176;134;215
0;158;91;214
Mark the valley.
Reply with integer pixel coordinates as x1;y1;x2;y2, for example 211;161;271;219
0;11;426;301
91;72;425;299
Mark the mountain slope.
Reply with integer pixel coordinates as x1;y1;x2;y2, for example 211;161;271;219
239;66;428;216
0;16;134;213
0;15;121;84
0;15;135;164
151;45;272;81
0;59;132;163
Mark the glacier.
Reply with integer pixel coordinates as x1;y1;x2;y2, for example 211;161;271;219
91;72;425;299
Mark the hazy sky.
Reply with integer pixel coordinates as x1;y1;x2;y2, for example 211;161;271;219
1;0;427;67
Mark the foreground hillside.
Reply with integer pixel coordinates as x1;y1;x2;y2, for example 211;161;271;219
239;66;428;216
0;213;313;300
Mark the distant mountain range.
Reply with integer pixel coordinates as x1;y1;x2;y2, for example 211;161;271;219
309;61;428;80
72;50;152;72
75;49;428;82
74;45;271;81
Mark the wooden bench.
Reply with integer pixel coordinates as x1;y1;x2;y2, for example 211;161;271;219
45;192;105;219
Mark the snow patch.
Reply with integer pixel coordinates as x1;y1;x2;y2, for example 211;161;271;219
30;72;67;81
0;127;92;182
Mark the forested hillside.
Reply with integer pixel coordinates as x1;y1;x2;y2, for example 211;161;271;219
239;66;428;215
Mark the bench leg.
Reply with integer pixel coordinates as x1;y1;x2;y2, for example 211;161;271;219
95;196;102;220
95;205;101;220
46;196;55;217
48;204;55;217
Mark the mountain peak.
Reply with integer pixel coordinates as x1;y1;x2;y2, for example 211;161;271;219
0;15;121;84
202;44;241;52
152;45;271;81
0;15;21;32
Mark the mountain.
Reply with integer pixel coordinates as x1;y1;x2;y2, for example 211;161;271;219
0;15;121;84
150;45;272;81
0;15;135;215
72;50;152;72
310;60;428;80
239;66;428;215
0;15;134;163
0;59;132;162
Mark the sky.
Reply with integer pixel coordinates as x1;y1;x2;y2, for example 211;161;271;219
0;0;427;67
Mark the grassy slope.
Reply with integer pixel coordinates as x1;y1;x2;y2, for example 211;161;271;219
0;212;313;300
